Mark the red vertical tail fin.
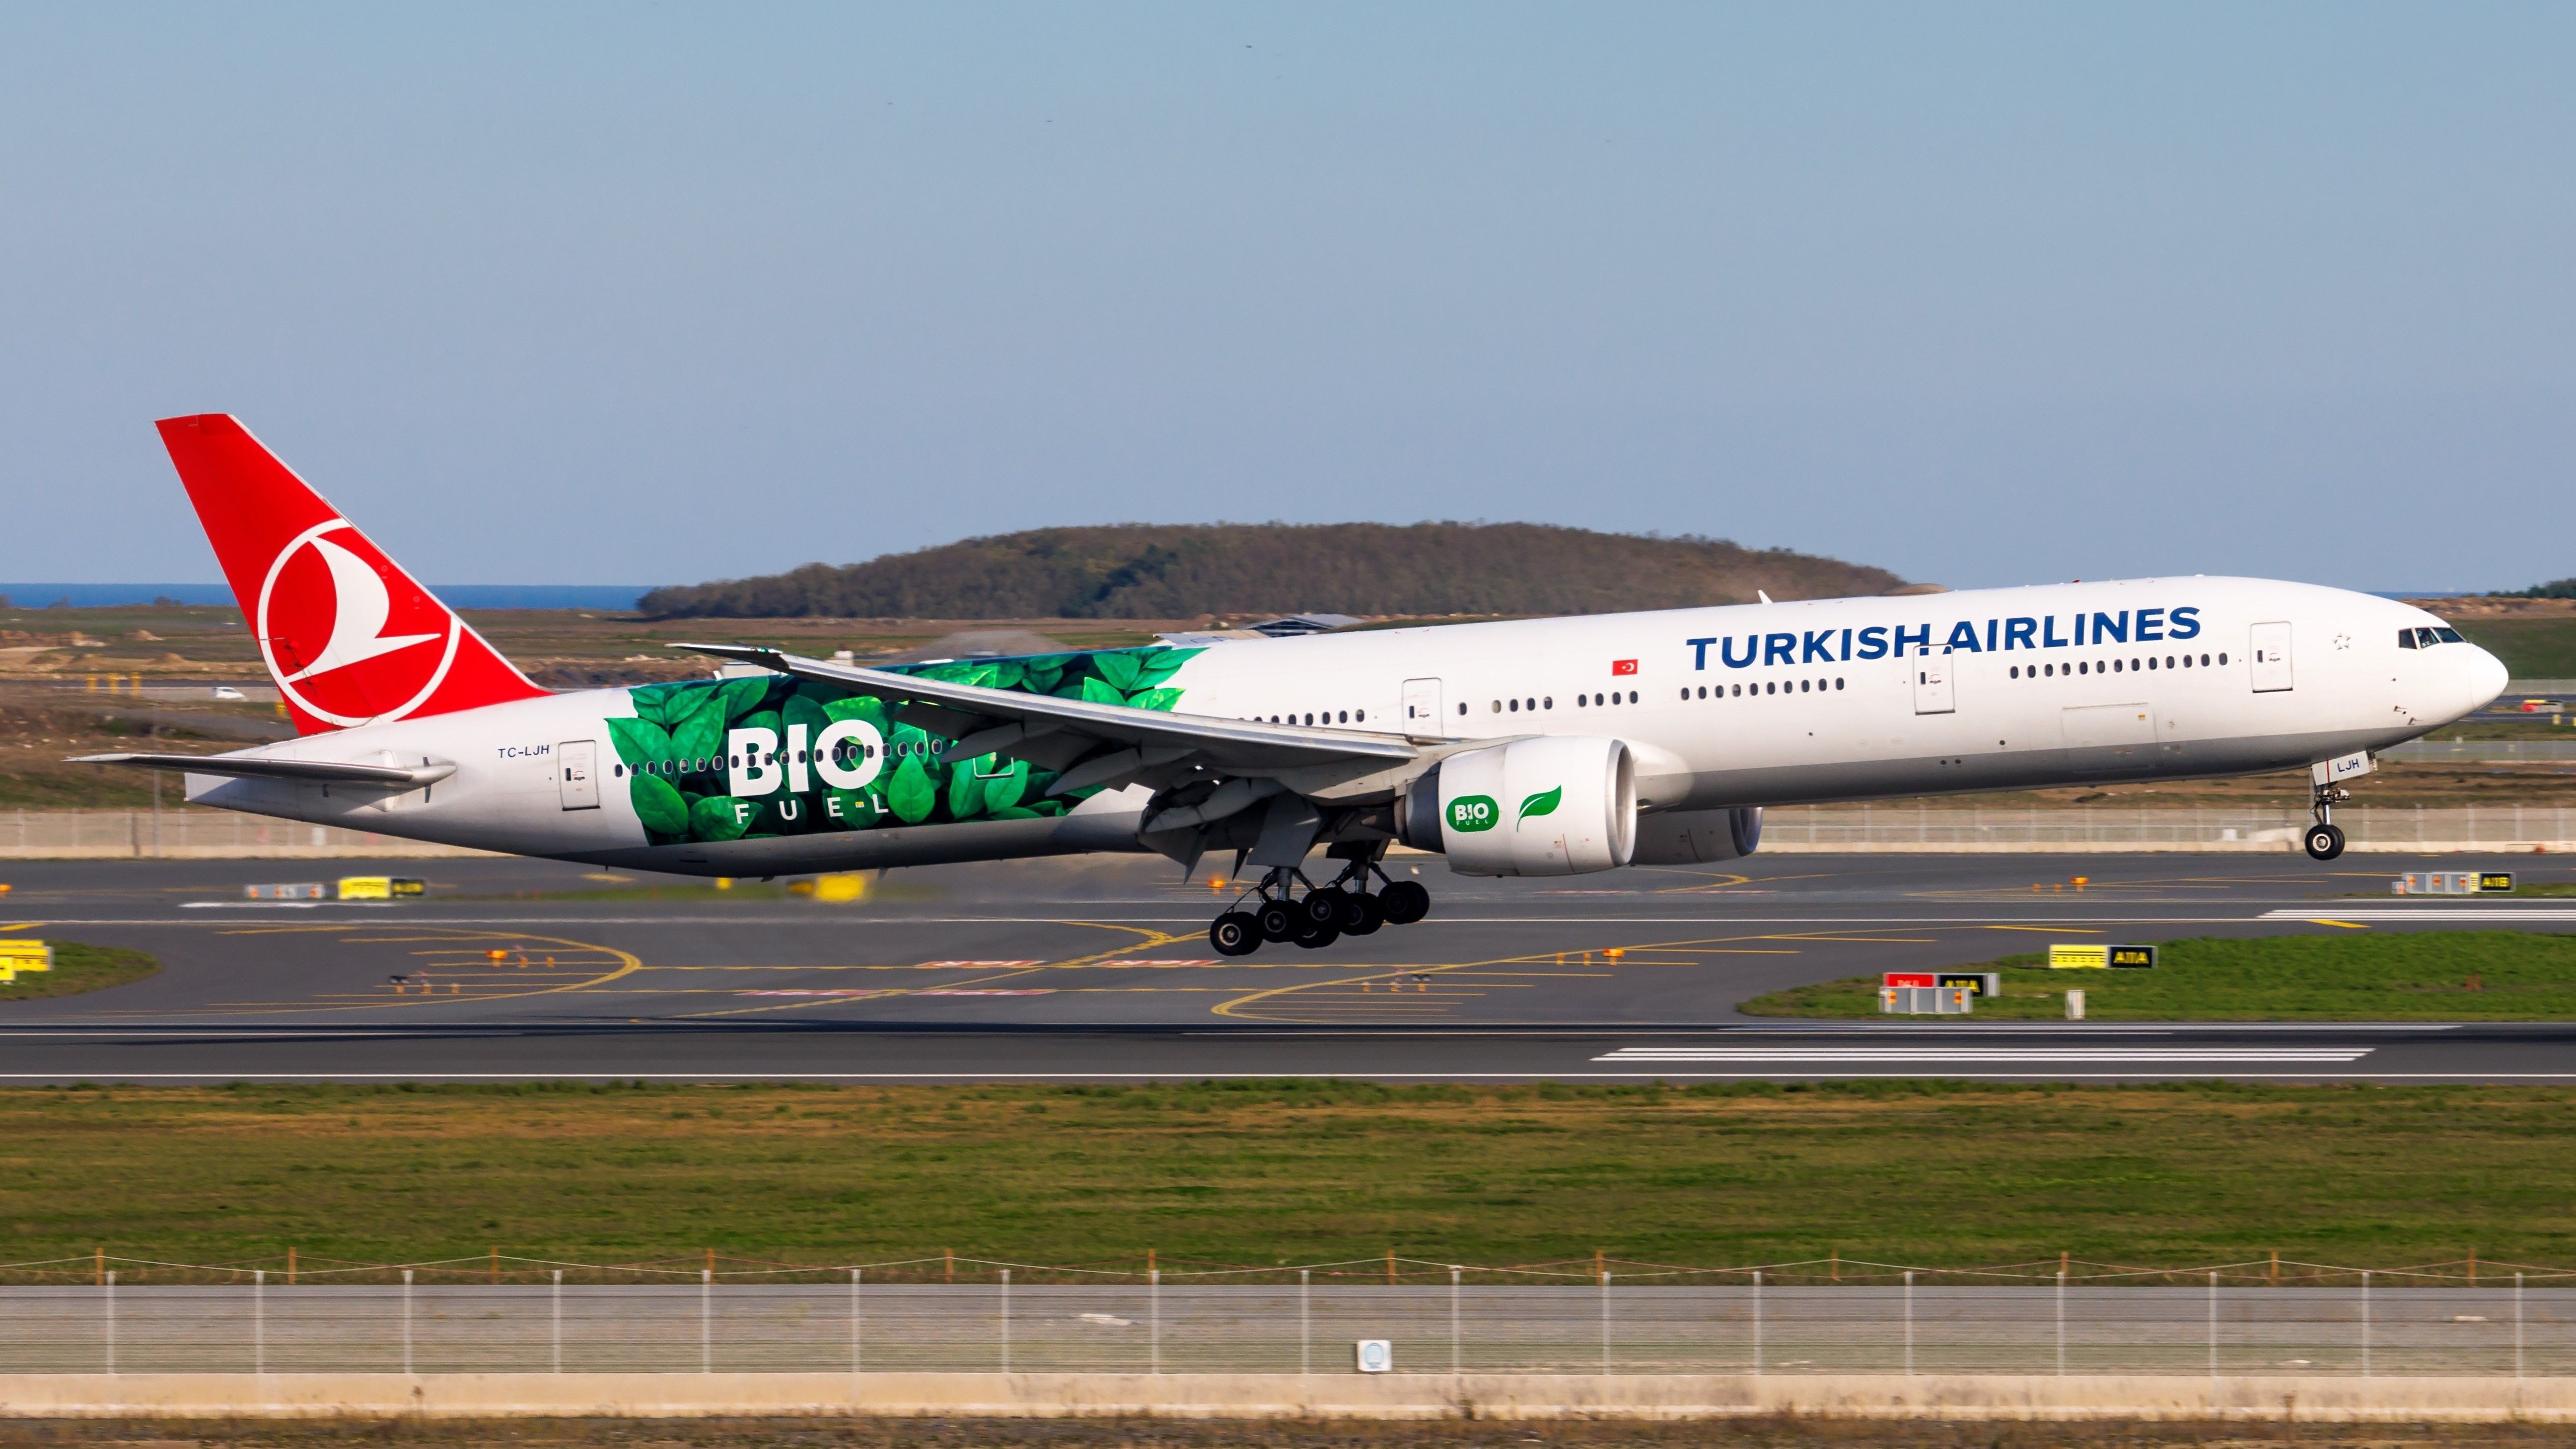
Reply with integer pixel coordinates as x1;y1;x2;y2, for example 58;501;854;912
156;415;550;735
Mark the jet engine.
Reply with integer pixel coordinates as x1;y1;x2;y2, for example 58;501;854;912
1629;806;1762;864
1395;735;1636;876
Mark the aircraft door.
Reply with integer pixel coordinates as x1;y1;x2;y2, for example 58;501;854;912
1401;678;1447;736
1911;649;1955;715
2249;622;2293;692
558;740;600;809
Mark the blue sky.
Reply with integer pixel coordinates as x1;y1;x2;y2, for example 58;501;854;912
3;4;2569;591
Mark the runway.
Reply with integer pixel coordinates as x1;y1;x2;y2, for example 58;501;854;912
0;849;2569;1082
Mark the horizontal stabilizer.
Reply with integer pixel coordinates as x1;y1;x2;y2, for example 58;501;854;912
69;752;456;787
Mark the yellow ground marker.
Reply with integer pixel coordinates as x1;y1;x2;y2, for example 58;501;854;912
2309;919;2372;930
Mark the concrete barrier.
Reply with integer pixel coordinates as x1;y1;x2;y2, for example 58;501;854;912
0;1372;2566;1422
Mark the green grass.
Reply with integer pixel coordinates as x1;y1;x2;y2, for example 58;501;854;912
3;1080;2576;1271
1739;931;2576;1020
2450;615;2576;678
0;941;156;1002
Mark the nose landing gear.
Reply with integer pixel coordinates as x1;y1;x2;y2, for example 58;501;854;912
2304;781;2350;862
1206;856;1430;956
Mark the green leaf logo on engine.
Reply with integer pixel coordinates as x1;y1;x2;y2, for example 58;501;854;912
1447;795;1500;833
1516;785;1563;829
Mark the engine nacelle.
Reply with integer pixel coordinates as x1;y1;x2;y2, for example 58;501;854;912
1396;735;1636;876
1629;806;1763;865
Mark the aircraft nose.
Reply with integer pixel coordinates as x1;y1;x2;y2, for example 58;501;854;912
2465;645;2508;714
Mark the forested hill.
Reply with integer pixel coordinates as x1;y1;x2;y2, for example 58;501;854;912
639;523;1911;620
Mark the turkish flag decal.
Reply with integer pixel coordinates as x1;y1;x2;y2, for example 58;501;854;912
1611;659;1639;676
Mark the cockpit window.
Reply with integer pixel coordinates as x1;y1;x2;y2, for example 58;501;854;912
2398;629;2419;650
2404;625;2469;649
2434;627;2465;644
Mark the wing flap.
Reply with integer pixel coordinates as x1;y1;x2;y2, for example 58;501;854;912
674;644;1418;775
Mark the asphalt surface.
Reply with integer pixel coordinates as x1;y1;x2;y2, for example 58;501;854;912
1;849;2572;1083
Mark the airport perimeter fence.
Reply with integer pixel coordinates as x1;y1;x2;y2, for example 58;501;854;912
2;806;2572;861
0;809;487;859
2384;738;2576;762
0;1254;2568;1378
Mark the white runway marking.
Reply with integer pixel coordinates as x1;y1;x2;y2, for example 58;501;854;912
2260;908;2576;920
1592;1046;2373;1063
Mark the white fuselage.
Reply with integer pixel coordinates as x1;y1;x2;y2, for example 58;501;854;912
186;576;2506;874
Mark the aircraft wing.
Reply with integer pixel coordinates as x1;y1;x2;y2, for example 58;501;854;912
68;752;456;787
673;644;1421;798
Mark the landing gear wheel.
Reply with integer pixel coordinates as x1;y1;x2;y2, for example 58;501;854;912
1379;880;1431;925
2303;823;2346;862
1210;911;1261;957
1302;887;1349;927
1340;891;1383;935
1256;899;1301;942
1292;917;1340;949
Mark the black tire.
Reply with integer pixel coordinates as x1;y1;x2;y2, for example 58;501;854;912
1341;891;1383;935
2303;823;2346;862
1292;917;1340;949
1256;899;1300;942
1210;912;1261;957
1302;888;1348;926
1379;880;1431;925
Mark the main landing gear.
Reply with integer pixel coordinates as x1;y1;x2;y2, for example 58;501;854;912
2304;779;2350;862
1207;858;1429;956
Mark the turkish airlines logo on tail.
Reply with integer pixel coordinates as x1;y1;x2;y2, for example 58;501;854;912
257;521;460;727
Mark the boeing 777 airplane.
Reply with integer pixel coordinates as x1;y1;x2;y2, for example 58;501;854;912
82;416;2508;955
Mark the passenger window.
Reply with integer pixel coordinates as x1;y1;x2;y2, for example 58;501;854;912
1508;699;1519;712
1799;679;1810;693
2217;652;2228;665
1456;702;1467;716
1630;691;1639;704
1357;709;1365;722
1835;677;1845;690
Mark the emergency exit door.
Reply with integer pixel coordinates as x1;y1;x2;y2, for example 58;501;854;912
2249;622;2294;693
1401;678;1447;735
1911;650;1955;715
559;740;600;809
